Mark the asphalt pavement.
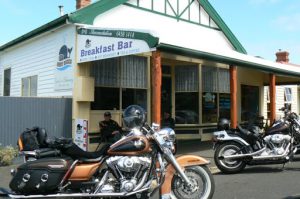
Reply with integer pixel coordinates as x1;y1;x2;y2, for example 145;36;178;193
1;140;300;199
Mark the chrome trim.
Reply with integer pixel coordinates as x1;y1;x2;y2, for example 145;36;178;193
222;143;292;161
222;146;266;160
213;130;250;146
94;170;109;194
133;171;148;191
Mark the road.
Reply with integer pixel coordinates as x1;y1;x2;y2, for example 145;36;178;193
1;140;300;199
177;140;300;199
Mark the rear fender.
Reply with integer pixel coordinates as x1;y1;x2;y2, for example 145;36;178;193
213;130;250;147
160;155;209;195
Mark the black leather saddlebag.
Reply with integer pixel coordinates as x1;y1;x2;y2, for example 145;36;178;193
9;158;72;194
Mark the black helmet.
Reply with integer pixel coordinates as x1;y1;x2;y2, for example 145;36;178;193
123;105;146;129
217;118;230;130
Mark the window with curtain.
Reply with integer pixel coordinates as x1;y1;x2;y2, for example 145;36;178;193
202;66;230;123
91;56;148;110
175;66;199;124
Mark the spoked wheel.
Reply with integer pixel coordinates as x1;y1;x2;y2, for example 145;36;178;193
214;142;246;174
171;165;215;199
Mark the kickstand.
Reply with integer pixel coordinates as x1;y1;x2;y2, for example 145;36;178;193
281;163;286;170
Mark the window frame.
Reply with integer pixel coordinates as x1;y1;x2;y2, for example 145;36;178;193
21;75;38;97
3;68;11;96
90;56;150;112
201;65;230;124
174;64;200;125
284;87;292;111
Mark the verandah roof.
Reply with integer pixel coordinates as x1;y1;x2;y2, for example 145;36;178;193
158;43;300;78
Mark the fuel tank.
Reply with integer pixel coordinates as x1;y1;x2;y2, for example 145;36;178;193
107;135;151;155
267;120;289;135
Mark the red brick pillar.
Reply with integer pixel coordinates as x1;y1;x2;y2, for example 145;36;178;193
269;74;276;123
230;66;237;128
151;51;162;125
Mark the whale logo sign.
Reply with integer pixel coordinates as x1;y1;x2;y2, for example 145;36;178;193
57;45;73;71
85;39;91;48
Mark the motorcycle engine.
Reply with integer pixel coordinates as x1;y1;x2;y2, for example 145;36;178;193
106;156;151;193
264;134;291;155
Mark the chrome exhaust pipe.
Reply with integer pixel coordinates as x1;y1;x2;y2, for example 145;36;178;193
222;146;266;160
222;144;292;161
9;187;150;198
133;171;148;191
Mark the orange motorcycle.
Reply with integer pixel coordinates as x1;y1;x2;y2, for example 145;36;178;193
1;105;215;199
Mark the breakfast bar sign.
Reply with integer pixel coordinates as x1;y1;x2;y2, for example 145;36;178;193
77;28;159;63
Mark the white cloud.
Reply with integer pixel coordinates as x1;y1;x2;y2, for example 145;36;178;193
273;13;300;32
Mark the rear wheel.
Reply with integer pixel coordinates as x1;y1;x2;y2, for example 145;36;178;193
214;142;246;174
171;165;215;199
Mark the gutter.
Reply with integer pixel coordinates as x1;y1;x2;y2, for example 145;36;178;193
0;14;69;52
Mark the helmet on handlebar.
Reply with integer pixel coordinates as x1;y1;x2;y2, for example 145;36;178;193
123;105;146;129
217;118;230;131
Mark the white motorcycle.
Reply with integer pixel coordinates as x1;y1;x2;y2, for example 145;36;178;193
213;109;300;174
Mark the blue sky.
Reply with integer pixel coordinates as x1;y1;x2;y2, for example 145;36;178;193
0;0;299;64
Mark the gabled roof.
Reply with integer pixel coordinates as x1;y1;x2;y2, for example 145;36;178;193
69;0;247;54
0;0;246;54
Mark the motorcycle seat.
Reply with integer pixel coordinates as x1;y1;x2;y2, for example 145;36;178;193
237;125;251;136
78;156;103;163
237;125;259;145
62;143;110;160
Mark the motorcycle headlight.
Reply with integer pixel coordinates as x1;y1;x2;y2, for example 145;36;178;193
158;128;176;143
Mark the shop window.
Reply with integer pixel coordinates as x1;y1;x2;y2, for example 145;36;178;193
122;88;147;110
284;87;292;111
241;85;259;121
202;92;217;123
175;66;199;124
219;93;231;120
175;92;199;124
91;56;148;111
3;68;11;96
202;66;230;123
91;87;120;110
21;75;37;97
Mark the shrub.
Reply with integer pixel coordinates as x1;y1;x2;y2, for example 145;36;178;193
0;144;18;166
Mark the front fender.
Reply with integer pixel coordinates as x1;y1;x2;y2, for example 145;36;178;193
160;155;209;195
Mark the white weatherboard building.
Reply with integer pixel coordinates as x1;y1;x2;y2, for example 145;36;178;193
1;0;300;149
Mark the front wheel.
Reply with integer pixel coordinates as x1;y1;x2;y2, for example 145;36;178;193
171;165;215;199
214;142;246;174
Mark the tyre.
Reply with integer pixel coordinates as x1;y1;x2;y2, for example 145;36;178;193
214;142;246;174
171;165;215;199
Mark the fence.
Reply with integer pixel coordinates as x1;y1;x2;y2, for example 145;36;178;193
0;97;72;147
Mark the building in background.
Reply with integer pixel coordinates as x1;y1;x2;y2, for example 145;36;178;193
263;51;300;122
